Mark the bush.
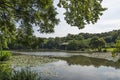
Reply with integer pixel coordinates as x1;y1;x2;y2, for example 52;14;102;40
0;51;12;61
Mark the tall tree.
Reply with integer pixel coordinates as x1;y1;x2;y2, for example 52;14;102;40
89;37;106;52
67;40;79;50
89;36;99;51
97;38;106;52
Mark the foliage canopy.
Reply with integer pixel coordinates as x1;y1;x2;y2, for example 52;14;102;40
0;0;106;33
113;40;120;53
58;0;106;28
89;37;106;51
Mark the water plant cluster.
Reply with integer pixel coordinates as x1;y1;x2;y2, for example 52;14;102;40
0;64;41;80
7;55;58;67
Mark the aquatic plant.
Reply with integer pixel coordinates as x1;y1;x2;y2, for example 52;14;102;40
7;55;58;67
10;68;41;80
0;65;42;80
0;63;11;80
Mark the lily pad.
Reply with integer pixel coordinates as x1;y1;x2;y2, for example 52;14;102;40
6;55;59;68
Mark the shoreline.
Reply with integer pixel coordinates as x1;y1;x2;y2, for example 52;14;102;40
11;50;120;62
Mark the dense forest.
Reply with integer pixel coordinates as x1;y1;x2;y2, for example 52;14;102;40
7;29;120;52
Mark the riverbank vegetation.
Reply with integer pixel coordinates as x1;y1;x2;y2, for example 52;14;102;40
0;64;41;80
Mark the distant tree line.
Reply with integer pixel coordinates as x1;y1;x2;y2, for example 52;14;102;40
6;29;120;52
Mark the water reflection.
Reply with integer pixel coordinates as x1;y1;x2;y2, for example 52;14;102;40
4;53;120;80
27;55;120;80
36;60;120;80
56;55;120;69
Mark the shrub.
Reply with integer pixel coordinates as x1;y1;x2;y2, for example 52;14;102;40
0;51;12;61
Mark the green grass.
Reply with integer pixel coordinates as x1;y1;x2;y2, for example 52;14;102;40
0;51;12;61
102;48;115;52
106;48;115;52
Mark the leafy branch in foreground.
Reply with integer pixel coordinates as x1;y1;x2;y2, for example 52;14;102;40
58;0;107;28
0;0;106;33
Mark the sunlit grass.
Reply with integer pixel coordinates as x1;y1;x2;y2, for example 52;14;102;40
102;48;115;52
106;48;115;52
0;51;12;61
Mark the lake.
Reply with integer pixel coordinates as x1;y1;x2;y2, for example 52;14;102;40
12;51;120;80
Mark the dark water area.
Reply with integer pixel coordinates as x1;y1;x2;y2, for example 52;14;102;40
12;52;120;80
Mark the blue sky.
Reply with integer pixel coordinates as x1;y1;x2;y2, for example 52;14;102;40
35;0;120;38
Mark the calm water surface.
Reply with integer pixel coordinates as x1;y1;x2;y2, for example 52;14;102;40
16;51;80;57
15;52;120;80
37;60;120;80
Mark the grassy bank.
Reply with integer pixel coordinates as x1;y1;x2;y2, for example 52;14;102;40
102;48;115;52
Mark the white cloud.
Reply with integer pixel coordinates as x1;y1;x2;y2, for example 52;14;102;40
99;19;120;25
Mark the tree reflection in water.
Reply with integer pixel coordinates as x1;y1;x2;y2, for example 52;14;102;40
56;55;120;69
